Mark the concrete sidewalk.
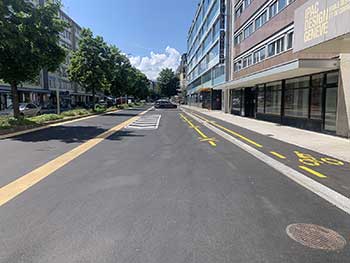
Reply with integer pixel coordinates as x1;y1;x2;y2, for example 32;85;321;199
182;105;350;162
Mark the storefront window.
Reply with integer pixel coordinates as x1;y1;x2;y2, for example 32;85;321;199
325;87;337;132
265;81;282;115
284;77;309;118
231;89;242;113
310;74;323;120
257;85;265;113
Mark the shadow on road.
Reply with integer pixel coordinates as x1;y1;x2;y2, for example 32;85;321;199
10;126;144;144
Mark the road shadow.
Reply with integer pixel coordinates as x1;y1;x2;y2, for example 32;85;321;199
9;125;144;144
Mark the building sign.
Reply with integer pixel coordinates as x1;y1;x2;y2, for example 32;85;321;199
219;0;226;64
294;0;350;52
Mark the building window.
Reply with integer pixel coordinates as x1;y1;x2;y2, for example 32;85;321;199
255;11;268;30
244;0;252;8
234;33;242;46
257;85;265;113
242;55;252;68
268;37;284;57
284;77;310;118
268;42;276;57
235;4;243;18
265;81;282;115
232;89;242;113
233;60;242;72
244;23;254;39
253;47;266;64
269;1;278;18
310;74;323;120
278;0;287;12
287;31;294;49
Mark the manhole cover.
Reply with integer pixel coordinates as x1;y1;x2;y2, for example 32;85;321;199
286;224;346;251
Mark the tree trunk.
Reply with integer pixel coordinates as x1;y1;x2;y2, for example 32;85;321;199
10;81;20;118
92;86;96;111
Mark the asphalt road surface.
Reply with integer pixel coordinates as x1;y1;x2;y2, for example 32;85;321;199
0;106;349;263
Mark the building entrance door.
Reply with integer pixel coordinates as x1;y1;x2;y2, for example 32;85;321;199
244;87;256;118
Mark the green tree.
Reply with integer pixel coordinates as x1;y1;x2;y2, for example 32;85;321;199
157;68;179;98
68;29;110;110
126;68;149;100
107;46;132;98
0;0;66;118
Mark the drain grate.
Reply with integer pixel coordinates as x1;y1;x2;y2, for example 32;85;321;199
286;224;347;251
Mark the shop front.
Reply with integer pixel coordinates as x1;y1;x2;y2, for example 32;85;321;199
188;88;223;110
230;71;339;134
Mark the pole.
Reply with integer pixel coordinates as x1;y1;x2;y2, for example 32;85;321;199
56;86;60;115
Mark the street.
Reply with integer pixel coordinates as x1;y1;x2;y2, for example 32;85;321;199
0;105;349;263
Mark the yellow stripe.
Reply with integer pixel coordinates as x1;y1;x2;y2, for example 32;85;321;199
180;114;216;147
0;110;148;207
299;166;328;178
191;112;263;148
270;151;287;159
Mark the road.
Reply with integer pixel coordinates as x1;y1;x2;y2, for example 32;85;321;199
0;105;349;263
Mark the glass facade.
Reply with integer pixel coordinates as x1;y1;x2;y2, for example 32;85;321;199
231;71;339;133
187;0;225;98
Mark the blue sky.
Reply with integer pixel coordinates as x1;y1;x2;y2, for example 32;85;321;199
62;0;198;79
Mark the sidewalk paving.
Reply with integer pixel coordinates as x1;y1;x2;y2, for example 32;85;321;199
182;105;350;162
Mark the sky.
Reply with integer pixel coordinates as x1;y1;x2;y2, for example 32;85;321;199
61;0;199;80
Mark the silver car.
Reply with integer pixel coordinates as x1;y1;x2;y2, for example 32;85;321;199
0;103;42;117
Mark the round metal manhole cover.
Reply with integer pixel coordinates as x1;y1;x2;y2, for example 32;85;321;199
286;224;346;251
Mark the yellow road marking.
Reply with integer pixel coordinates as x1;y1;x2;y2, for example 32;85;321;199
0;109;150;207
180;114;216;147
270;151;287;159
299;166;328;179
191;112;263;148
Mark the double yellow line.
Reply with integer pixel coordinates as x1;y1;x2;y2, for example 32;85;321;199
180;113;216;147
191;112;263;148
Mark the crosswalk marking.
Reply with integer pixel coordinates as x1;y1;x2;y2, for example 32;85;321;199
126;115;161;130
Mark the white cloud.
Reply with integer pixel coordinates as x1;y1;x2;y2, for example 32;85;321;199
129;46;181;80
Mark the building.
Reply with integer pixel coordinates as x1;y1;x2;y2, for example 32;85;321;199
186;0;229;110
215;0;350;137
0;0;93;111
176;53;188;103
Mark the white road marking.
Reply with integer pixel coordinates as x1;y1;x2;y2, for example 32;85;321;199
182;110;350;215
126;114;161;130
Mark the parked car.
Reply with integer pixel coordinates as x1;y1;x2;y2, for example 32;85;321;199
0;103;41;117
154;99;177;109
41;104;57;114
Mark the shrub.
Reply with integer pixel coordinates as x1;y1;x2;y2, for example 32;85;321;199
61;108;90;117
29;114;63;124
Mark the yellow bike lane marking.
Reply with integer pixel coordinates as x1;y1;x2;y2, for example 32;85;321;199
180;113;217;147
189;110;348;181
0;108;152;207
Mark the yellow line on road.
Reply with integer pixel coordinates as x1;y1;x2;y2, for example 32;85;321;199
191;112;263;148
270;151;287;159
0;109;150;207
180;114;216;147
299;166;328;179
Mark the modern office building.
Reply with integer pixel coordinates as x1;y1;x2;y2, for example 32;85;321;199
186;0;229;110
216;0;350;137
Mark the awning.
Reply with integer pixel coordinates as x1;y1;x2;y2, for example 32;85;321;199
214;59;339;90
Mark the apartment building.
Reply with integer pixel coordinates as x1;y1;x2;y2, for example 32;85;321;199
186;0;228;110
216;0;350;137
176;53;188;102
0;0;93;111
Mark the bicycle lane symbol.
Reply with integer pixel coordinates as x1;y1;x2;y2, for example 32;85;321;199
294;151;345;167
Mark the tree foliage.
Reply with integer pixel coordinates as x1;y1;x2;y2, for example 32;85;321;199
157;68;179;98
68;29;111;110
0;0;66;117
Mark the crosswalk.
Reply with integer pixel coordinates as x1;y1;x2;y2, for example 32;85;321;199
126;114;161;130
